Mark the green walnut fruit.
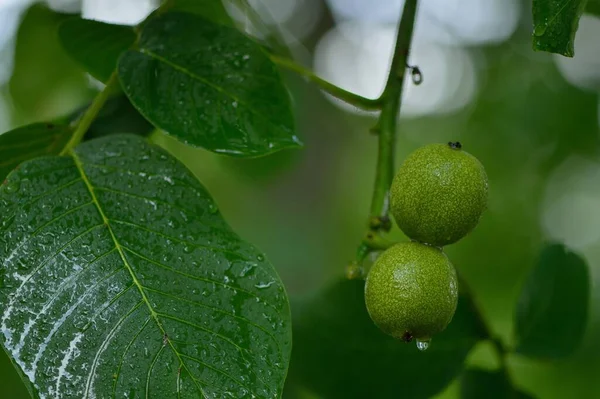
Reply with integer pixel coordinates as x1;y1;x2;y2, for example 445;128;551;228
391;142;488;247
364;242;458;343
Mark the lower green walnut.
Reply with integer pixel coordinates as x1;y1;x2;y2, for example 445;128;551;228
364;242;458;350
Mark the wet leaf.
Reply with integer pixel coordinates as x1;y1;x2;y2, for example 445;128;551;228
0;123;72;181
532;0;588;57
59;18;136;82
460;368;536;399
118;12;300;157
287;280;484;399
0;134;291;398
515;243;589;359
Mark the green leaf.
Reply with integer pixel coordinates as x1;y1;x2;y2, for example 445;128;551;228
288;280;484;399
118;12;300;157
532;0;588;57
169;0;234;26
0;123;72;181
0;134;291;398
59;18;136;82
460;368;536;399
68;95;155;140
515;243;589;359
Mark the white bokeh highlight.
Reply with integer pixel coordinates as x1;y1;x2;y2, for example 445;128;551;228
46;0;81;13
326;0;520;45
0;1;34;85
82;0;158;25
542;156;600;250
313;21;478;117
554;15;600;92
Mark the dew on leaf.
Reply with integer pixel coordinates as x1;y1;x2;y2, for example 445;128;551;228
534;24;547;37
5;181;20;193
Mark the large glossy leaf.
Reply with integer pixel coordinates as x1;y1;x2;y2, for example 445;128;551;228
0;134;291;398
287;280;485;399
460;368;536;399
532;0;588;57
118;12;300;157
515;243;589;359
0;123;72;181
59;18;136;83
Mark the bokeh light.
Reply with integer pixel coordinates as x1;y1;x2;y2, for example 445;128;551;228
313;20;478;117
0;2;31;85
46;0;80;13
554;15;600;92
82;0;157;24
326;0;520;45
542;156;600;250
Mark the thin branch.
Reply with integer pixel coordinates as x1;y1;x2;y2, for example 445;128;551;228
357;0;418;255
270;55;381;110
60;72;119;155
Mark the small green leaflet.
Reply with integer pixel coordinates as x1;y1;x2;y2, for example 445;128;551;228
0;123;72;181
0;135;291;398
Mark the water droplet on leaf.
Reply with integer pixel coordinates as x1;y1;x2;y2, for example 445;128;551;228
534;24;547;37
5;181;20;193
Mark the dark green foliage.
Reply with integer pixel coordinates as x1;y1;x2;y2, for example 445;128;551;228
288;280;485;399
515;244;589;359
460;368;536;399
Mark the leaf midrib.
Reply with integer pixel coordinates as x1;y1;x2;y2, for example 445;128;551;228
70;150;207;398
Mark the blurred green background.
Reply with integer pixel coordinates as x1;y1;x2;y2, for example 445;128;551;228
2;1;600;398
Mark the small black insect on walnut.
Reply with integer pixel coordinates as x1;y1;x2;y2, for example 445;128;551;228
401;331;413;343
448;141;462;150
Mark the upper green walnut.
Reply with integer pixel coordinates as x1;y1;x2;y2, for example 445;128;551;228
391;142;488;247
364;241;458;341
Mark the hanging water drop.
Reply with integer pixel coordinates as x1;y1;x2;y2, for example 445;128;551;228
416;338;430;351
